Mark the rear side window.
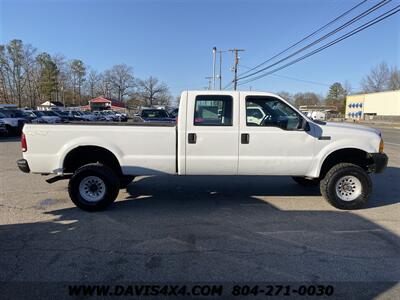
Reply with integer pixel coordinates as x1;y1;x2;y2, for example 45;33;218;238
194;95;233;126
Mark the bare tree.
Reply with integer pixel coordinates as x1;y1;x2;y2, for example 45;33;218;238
86;68;100;98
361;62;390;93
277;91;293;103
342;80;352;95
107;64;134;101
22;44;39;108
136;76;171;106
293;92;320;107
98;71;112;99
69;59;86;105
4;40;27;107
388;66;400;90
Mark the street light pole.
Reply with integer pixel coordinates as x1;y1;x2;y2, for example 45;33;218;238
212;47;217;90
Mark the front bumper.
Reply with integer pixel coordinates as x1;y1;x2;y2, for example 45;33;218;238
17;159;30;173
368;153;388;173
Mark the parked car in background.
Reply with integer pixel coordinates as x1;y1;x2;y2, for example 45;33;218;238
0;120;8;136
168;108;179;119
64;110;85;121
32;111;62;124
138;108;175;123
21;110;47;124
80;111;98;121
52;111;73;123
94;111;115;121
111;111;128;122
0;110;27;135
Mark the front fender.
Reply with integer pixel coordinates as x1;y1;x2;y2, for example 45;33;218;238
307;138;379;178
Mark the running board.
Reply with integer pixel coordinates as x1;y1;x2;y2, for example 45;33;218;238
46;175;71;184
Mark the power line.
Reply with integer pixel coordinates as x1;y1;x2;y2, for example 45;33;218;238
238;64;330;86
237;5;400;86
238;0;370;77
223;81;233;90
238;0;392;81
270;74;331;87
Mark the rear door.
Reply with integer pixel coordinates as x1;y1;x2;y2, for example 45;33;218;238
185;92;239;175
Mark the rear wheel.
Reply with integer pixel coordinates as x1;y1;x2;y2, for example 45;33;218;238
292;176;320;186
320;163;371;210
68;163;120;211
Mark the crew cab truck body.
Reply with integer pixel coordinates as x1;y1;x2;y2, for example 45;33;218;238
18;91;388;211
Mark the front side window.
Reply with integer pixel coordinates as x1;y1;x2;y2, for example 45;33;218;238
194;95;233;126
246;96;302;130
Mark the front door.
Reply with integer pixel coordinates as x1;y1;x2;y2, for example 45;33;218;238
238;94;315;175
185;92;239;175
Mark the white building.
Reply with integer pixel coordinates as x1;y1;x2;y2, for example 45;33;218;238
345;90;400;120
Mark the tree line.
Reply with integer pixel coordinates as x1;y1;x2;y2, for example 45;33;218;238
0;39;173;108
1;39;399;112
278;62;400;113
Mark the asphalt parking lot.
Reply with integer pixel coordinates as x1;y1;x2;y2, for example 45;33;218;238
0;127;399;298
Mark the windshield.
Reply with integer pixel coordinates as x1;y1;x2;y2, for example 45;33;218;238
1;110;25;118
33;111;45;117
0;112;7;118
141;109;169;118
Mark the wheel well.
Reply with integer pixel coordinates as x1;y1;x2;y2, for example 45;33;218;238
63;146;122;175
319;148;373;178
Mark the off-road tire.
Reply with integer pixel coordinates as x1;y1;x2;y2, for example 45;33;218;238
68;163;120;211
320;163;372;210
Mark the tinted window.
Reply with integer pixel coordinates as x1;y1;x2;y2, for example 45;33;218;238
2;110;24;117
141;109;169;118
194;95;233;126
246;96;302;130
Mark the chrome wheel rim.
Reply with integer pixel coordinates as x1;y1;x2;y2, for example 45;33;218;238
79;176;106;202
335;175;362;201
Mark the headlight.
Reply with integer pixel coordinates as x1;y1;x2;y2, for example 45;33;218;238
379;138;384;153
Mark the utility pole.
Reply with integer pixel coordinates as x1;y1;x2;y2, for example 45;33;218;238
212;47;217;90
217;50;227;90
229;49;245;90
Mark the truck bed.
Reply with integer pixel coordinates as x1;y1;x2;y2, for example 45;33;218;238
23;123;177;175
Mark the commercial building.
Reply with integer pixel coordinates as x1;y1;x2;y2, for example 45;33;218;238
81;97;126;112
345;90;400;120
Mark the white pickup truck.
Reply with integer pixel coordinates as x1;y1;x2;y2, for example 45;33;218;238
17;91;388;211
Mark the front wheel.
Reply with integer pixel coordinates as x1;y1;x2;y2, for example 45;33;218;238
320;163;372;210
68;163;120;211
